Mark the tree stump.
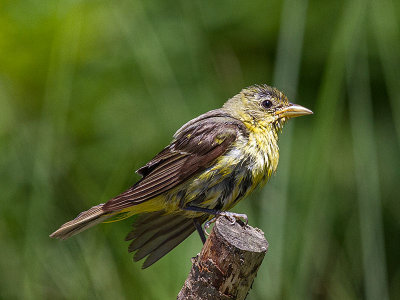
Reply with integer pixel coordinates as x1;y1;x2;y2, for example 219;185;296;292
177;217;269;300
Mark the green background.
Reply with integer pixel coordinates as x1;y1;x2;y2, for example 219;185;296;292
1;0;399;299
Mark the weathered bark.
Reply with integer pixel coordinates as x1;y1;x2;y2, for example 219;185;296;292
177;217;269;300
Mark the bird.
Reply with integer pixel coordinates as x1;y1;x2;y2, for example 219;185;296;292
50;84;312;268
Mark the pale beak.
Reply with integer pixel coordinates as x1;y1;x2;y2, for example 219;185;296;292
276;103;313;118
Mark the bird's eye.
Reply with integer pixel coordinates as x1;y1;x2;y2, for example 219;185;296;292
261;100;273;109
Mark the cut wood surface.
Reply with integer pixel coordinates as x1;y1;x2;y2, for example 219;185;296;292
177;217;269;300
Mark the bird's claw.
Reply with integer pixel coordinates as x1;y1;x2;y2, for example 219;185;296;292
219;211;248;225
204;217;216;236
203;212;248;236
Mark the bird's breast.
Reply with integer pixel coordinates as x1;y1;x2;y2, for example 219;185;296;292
240;123;280;185
197;126;279;208
165;124;280;214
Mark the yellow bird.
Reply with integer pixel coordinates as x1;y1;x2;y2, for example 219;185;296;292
50;84;312;268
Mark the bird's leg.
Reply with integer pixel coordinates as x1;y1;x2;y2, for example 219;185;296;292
183;205;248;237
193;218;206;244
182;205;220;215
181;206;220;240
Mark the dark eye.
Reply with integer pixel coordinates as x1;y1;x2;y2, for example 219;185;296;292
261;100;273;109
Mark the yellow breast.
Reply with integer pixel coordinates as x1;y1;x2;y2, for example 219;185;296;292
242;121;280;186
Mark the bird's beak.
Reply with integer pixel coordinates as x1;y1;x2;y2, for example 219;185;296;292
276;103;313;119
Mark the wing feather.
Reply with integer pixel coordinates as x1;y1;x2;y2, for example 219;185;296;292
103;111;245;212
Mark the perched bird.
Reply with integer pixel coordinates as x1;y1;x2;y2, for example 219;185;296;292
50;84;312;268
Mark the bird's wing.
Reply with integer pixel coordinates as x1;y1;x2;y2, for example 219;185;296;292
102;111;246;212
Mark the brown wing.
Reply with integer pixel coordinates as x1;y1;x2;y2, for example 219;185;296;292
102;110;245;212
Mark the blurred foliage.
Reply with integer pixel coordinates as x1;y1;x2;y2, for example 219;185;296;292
0;0;399;299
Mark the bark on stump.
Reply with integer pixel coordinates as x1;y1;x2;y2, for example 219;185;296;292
177;217;269;300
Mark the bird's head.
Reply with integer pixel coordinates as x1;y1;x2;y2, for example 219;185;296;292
223;84;313;130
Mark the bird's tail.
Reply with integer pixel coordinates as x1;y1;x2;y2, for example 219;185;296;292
50;204;113;240
126;212;207;268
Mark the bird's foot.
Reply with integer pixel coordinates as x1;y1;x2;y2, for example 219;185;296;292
204;211;248;235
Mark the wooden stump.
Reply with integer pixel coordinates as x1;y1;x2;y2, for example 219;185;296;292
177;217;269;300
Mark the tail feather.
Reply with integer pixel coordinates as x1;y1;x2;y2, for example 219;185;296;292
50;204;111;240
127;213;188;252
141;223;196;269
51;205;207;268
125;211;169;242
126;212;205;268
132;218;193;261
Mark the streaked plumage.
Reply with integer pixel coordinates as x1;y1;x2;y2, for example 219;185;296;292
50;84;312;268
